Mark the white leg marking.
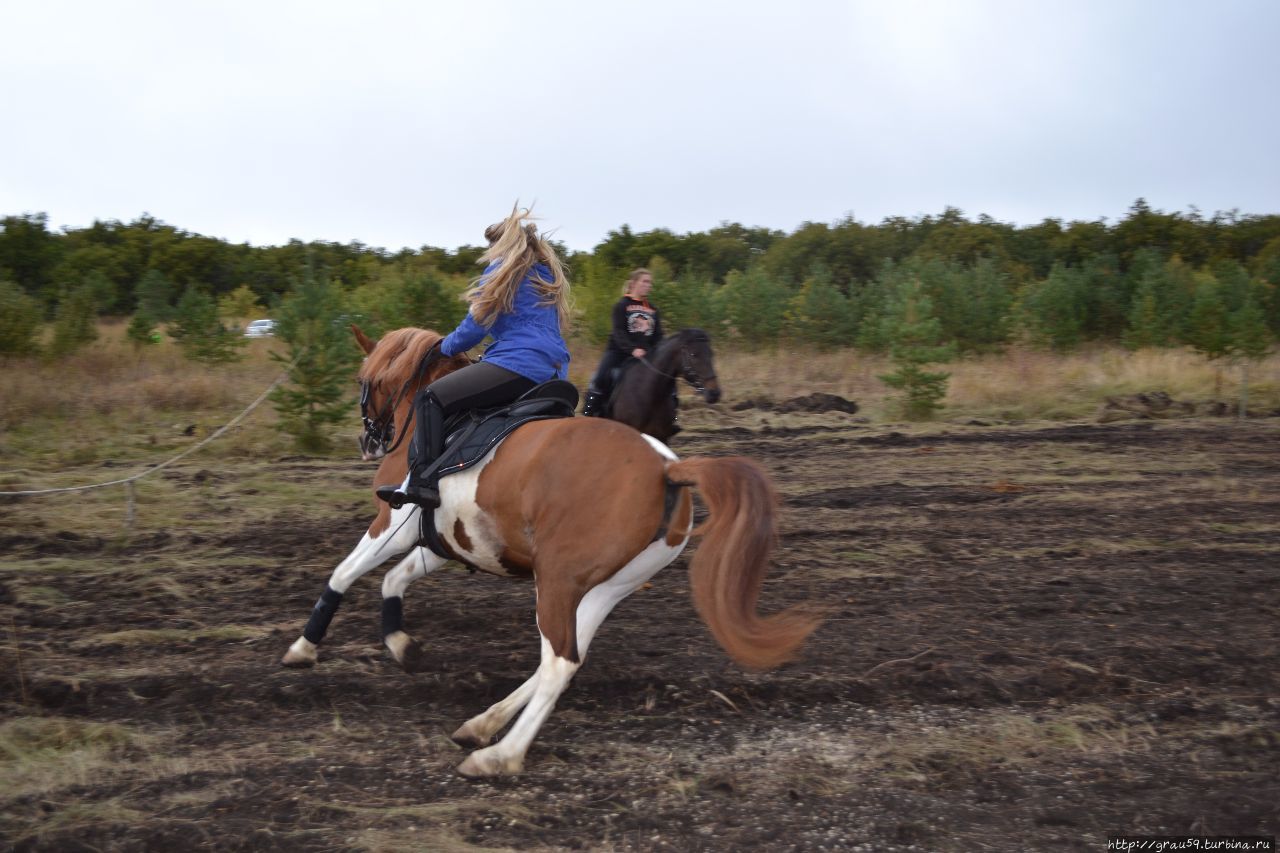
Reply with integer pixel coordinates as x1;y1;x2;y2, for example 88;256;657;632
449;439;690;773
381;547;446;599
382;547;447;668
457;635;578;777
452;672;540;748
454;538;688;776
576;537;687;658
283;504;423;666
329;503;423;594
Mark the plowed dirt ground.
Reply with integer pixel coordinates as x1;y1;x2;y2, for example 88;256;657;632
2;411;1278;851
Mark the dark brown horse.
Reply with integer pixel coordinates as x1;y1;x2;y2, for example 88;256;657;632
281;326;817;777
605;328;721;441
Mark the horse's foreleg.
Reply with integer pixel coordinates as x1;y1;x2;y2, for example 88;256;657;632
281;507;424;667
381;547;447;672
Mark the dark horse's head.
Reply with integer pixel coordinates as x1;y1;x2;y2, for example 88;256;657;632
669;328;721;404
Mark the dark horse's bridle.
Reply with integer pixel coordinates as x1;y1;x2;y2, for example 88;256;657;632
639;334;717;397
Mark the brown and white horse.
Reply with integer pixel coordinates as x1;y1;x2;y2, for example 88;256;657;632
281;326;818;777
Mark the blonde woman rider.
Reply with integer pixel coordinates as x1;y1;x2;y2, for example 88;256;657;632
581;268;663;417
378;209;571;509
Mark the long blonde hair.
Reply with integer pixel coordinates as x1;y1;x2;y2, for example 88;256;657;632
465;206;571;332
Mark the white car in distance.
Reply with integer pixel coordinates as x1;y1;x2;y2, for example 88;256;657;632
244;319;276;338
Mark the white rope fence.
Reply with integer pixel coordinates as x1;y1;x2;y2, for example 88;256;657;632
0;370;290;526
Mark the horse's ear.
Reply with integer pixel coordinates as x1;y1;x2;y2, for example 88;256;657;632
352;324;377;354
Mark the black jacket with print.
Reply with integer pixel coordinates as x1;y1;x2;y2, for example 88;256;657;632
607;296;663;355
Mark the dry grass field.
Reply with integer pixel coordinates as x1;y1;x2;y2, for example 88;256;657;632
2;324;1278;851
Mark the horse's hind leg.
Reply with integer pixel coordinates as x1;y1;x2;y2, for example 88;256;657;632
281;507;424;667
456;633;580;777
381;547;448;672
448;562;643;749
455;539;684;777
451;671;540;749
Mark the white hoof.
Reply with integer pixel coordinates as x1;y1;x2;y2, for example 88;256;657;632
385;631;428;672
450;719;492;749
456;747;522;778
280;637;318;668
385;630;411;662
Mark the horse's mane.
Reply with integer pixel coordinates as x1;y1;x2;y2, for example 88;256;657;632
358;327;447;387
656;328;709;354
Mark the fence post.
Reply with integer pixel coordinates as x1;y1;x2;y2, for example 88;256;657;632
1239;361;1249;419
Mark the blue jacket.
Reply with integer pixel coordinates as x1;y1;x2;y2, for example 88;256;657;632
439;262;570;382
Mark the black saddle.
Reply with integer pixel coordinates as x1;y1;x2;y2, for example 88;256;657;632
435;379;578;472
418;380;578;559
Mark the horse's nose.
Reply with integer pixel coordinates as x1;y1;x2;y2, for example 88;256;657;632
704;383;722;405
358;434;383;462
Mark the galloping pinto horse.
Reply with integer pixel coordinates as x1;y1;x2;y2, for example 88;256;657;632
606;328;721;442
281;326;818;777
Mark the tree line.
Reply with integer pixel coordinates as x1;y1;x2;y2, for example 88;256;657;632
3;200;1278;346
1;200;1277;423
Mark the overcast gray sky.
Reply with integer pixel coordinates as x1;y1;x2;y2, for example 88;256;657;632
3;0;1278;252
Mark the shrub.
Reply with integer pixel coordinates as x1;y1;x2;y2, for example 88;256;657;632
126;310;161;348
877;279;956;419
721;265;790;343
0;278;43;356
48;285;98;358
170;286;246;364
135;269;178;322
785;264;854;348
270;269;359;453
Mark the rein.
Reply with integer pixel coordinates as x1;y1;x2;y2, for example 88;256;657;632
638;343;716;396
361;343;443;456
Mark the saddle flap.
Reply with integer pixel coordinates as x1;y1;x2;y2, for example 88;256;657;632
435;394;576;476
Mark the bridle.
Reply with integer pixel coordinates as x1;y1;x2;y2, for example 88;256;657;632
638;338;717;397
359;380;401;455
359;344;445;456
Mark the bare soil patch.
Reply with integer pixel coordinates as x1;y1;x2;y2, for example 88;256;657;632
2;416;1278;851
730;392;862;415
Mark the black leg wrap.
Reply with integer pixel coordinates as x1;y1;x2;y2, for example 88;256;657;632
381;596;404;640
302;585;343;645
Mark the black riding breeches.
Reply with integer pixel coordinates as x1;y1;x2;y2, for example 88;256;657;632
426;361;536;416
408;362;535;482
588;349;630;396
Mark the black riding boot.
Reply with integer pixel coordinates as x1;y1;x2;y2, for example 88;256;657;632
581;390;606;417
376;393;445;509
